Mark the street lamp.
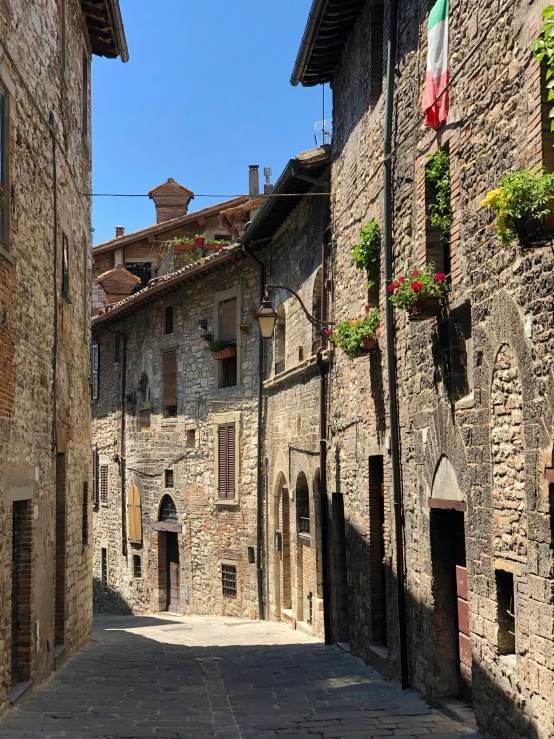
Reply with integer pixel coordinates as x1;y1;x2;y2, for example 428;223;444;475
255;284;333;340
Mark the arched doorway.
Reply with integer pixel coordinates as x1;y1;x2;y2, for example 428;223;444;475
159;495;180;613
275;475;292;616
296;472;310;623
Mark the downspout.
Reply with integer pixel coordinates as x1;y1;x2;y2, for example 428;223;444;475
50;113;59;452
383;0;409;689
242;243;265;621
317;238;332;645
120;332;127;557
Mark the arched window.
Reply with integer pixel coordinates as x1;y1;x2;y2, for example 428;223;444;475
159;495;177;522
274;304;286;375
296;472;310;537
312;268;323;355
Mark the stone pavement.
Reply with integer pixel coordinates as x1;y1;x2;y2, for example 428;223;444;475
0;613;488;738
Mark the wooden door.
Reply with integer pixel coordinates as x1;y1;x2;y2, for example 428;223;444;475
11;506;20;686
456;565;472;703
166;533;180;613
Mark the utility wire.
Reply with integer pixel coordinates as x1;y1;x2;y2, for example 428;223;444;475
87;192;332;198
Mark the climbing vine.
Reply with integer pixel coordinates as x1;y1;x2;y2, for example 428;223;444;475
426;149;452;241
351;219;381;290
531;6;554;132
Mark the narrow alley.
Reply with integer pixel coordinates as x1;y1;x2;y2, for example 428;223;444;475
0;615;485;739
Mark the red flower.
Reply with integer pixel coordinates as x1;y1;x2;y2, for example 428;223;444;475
398;276;406;283
434;273;446;283
325;329;332;337
411;270;419;277
388;283;396;292
411;281;424;292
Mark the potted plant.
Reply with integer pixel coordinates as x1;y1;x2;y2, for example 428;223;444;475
329;306;381;359
480;168;554;248
195;234;206;249
351;220;381;290
388;264;448;320
206;339;236;360
205;238;230;251
173;237;194;252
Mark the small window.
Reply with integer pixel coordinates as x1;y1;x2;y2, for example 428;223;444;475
139;408;151;430
82;481;89;550
82;52;89;139
496;570;516;656
91;344;99;401
165;469;174;488
133;554;142;578
159;495;177;522
298;346;304;362
100;464;108;504
62;232;69;298
222;564;237;597
186;429;196;448
214;234;230;243
163;351;177;417
165;306;174;335
218;422;236;500
101;548;108;593
218;298;238;388
425;146;451;275
126;262;152;291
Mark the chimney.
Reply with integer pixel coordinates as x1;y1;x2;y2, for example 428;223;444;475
148;178;195;224
264;167;273;195
115;226;125;238
249;165;260;200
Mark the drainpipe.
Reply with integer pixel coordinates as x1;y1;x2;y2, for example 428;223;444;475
383;0;409;690
50;113;59;452
318;238;332;645
242;244;265;621
120;332;127;557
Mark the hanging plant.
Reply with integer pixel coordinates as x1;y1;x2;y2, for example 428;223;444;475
426;149;452;241
480;168;554;247
531;6;554;131
351;220;381;289
388;264;448;318
329;306;380;360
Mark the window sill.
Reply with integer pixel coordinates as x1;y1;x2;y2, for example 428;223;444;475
0;242;14;265
215;497;239;507
264;356;318;390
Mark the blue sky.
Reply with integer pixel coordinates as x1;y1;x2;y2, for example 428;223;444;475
91;0;327;245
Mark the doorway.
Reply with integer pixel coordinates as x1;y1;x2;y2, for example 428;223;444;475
12;500;32;688
281;488;292;612
430;508;471;703
331;493;350;644
166;532;180;613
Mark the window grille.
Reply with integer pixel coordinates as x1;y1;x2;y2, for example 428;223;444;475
159;495;177;522
133;554;142;578
222;564;237;597
100;464;108;503
165;469;174;488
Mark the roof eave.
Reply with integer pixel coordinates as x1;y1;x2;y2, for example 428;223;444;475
291;0;329;86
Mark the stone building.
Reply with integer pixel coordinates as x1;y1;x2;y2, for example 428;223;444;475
291;2;554;739
91;185;264;619
0;0;127;713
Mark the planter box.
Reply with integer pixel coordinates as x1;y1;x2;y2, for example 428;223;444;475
213;347;236;360
174;242;194;252
517;210;554;248
408;297;442;321
206;243;225;251
361;337;376;350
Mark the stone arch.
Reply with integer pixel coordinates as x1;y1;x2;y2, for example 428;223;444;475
491;343;526;559
431;455;464;503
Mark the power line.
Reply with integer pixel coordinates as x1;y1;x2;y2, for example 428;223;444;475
87;192;332;198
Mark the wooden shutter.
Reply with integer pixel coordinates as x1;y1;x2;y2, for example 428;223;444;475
163;351;177;407
127;484;142;544
218;422;236;499
92;445;99;507
219;298;237;342
91;344;99;400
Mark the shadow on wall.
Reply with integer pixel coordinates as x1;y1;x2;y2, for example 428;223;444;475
369;348;386;443
93;577;133;615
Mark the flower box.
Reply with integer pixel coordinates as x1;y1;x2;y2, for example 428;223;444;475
408;297;442;321
361;336;377;350
213;347;236;360
174;242;194;252
516;208;554;248
206;243;225;251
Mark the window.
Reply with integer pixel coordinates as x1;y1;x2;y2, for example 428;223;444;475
218;297;237;388
100;463;108;504
369;456;387;646
133;555;142;578
165;469;174;488
82;481;89;550
425;146;451;275
92;446;99;507
61;232;69;297
436;301;472;402
541;62;554;171
296;472;310;538
163;351;177;417
91;344;99;401
218;422;236;499
139;408;151;430
0;86;9;247
221;564;237;597
214;233;230;243
496;570;516;656
370;2;385;107
159;495;177;522
275;304;286;375
127;484;142;544
82;52;89;139
186;429;196;448
101;548;108;593
165;306;174;335
298;346;304;362
126;262;152;291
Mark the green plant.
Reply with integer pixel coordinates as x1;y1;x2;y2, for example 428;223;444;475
388;264;448;311
480;168;554;247
329;306;380;360
205;238;230;245
173;237;194;245
351;220;381;289
426;149;452;241
206;339;227;353
532;6;554;131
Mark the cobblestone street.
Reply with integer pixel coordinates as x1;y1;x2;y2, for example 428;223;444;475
0;614;487;739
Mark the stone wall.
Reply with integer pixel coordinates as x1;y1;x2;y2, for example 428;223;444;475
0;0;94;714
327;0;554;736
92;255;261;619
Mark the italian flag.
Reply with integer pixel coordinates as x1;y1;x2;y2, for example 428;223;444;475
422;0;449;131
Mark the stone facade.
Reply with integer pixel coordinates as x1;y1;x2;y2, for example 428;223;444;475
0;0;126;715
292;1;554;738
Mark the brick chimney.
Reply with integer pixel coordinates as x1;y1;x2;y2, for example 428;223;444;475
148;178;195;224
115;226;125;238
249;165;260;200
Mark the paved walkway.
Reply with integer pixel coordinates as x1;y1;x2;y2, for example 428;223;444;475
0;613;487;738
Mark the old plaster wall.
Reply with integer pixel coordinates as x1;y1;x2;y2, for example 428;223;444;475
0;0;93;714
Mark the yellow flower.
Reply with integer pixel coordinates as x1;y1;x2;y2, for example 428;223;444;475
480;189;503;208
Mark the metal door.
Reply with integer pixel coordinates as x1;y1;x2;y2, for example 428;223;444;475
166;533;180;613
456;565;472;703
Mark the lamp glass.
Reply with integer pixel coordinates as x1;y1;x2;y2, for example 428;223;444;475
257;312;277;339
